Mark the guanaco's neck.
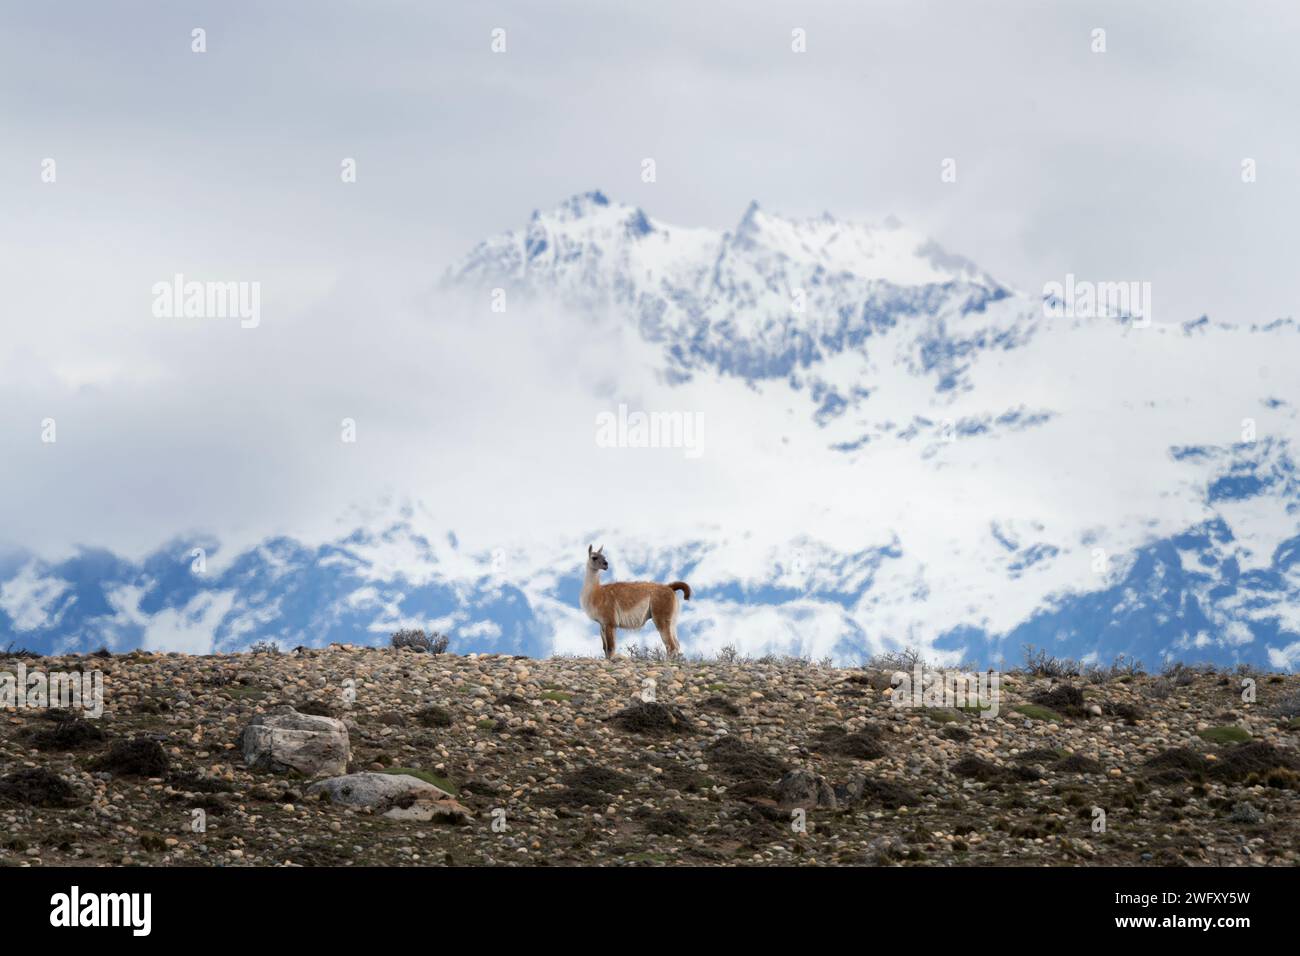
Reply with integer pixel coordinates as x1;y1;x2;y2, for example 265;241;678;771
581;564;602;608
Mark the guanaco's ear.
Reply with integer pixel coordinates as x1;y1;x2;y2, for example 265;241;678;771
595;545;604;555
588;544;593;556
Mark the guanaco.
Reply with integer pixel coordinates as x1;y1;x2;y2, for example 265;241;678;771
580;545;691;659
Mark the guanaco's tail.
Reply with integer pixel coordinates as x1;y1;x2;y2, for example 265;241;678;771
669;581;691;601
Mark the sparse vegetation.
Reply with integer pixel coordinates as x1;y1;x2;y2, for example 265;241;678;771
1270;692;1300;720
1199;725;1251;745
1147;678;1174;699
1020;644;1081;678
224;685;265;700
866;646;928;672
1;642;41;659
626;642;669;662
390;628;449;654
1083;654;1146;683
1161;660;1217;686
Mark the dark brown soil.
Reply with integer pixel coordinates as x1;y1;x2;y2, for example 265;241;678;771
533;786;612;809
705;735;788;781
1015;747;1062;763
26;714;108;751
1033;684;1088;717
415;705;453;727
0;768;82;807
857;778;922;809
1143;748;1209;783
610;701;694;735
952;756;1008;782
167;771;235;794
1054;754;1104;774
295;700;341;718
1104;701;1145;724
562;765;635;793
813;725;886;760
657;762;714;793
1209;742;1300;782
641;809;692;836
91;738;170;777
700;695;741;716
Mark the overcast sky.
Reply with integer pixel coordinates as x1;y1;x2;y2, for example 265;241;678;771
2;0;1297;560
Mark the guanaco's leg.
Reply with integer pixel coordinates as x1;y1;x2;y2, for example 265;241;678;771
651;593;679;657
654;617;678;657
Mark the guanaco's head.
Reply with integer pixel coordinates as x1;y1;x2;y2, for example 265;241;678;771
587;544;608;573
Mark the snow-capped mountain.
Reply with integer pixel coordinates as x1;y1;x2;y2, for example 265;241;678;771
5;193;1299;671
446;190;1023;398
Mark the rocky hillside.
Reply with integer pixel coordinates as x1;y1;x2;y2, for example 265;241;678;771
2;647;1298;867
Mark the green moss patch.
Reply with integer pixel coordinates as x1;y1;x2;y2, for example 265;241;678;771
1013;704;1063;723
1198;726;1251;745
381;767;458;795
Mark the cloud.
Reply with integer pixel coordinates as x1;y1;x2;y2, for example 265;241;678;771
0;563;72;631
2;2;1300;668
106;584;236;655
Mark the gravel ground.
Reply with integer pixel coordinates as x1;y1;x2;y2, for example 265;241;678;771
2;647;1297;866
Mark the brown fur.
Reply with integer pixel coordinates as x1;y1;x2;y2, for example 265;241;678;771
580;546;690;659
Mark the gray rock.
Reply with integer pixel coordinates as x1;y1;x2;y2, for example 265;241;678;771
383;796;471;825
242;706;350;777
1230;802;1262;825
307;771;449;806
776;769;836;809
307;771;470;824
866;835;906;862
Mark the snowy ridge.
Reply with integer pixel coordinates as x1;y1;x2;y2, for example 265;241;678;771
3;430;1298;670
447;192;1022;390
4;194;1300;670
